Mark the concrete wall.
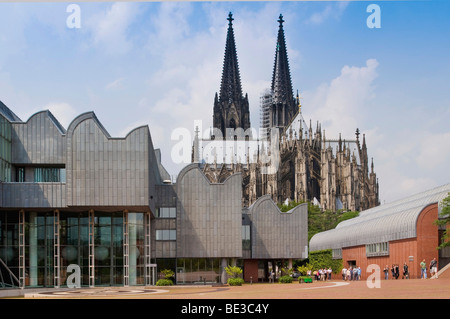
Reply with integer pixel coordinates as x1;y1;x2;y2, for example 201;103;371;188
176;164;242;258
247;195;308;259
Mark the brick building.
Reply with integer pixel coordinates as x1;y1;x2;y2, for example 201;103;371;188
310;184;450;279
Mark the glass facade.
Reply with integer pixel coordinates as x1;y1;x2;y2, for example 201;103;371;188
0;212;19;286
92;212;124;286
0;211;148;288
175;258;221;284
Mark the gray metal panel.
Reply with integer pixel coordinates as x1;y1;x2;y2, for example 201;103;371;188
66;112;155;209
1;183;66;208
176;164;242;258
248;195;308;259
11;111;66;165
310;183;450;251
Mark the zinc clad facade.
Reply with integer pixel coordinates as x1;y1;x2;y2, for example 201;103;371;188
176;164;242;259
65;112;156;210
248;195;308;259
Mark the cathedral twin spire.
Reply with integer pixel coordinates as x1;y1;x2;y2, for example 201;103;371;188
214;13;296;135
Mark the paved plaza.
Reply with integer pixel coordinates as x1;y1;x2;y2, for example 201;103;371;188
14;278;450;299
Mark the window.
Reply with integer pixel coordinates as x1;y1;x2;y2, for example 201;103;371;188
366;242;389;257
156;207;176;218
15;167;25;182
34;167;66;183
242;225;251;250
0;115;12;182
332;248;342;259
156;230;176;241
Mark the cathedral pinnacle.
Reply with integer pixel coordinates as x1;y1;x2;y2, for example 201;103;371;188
278;14;284;26
227;12;234;25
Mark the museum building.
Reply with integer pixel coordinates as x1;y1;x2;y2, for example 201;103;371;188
0;101;308;288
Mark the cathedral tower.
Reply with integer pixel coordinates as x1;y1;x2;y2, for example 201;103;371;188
269;14;297;130
213;12;251;138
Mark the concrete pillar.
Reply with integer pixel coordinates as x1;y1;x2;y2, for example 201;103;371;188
221;258;228;284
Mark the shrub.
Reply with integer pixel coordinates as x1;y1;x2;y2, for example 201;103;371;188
225;265;243;278
278;275;293;283
156;279;173;286
160;269;175;279
227;277;244;286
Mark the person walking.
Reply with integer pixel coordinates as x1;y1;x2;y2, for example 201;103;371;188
430;258;438;278
402;263;409;279
383;265;389;280
394;264;400;280
269;270;274;283
420;259;427;279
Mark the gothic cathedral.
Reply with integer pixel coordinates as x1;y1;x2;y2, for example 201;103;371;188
193;13;379;213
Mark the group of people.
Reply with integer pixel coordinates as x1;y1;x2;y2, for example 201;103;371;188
420;258;438;279
307;268;333;281
341;266;361;281
382;258;439;280
383;264;407;280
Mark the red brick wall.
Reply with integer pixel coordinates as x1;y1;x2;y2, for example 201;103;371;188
416;203;439;276
341;203;439;280
243;259;259;282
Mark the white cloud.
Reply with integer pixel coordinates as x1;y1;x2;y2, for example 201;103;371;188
304;58;379;138
105;77;125;90
307;1;349;25
369;126;450;204
416;131;450;169
85;2;138;55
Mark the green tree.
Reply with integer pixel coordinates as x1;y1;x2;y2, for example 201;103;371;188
435;192;450;249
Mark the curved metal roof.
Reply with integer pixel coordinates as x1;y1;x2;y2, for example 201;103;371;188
309;183;450;251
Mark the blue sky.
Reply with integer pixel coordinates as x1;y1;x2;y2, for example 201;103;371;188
0;1;449;205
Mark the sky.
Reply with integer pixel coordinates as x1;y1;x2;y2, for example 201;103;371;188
0;1;449;205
